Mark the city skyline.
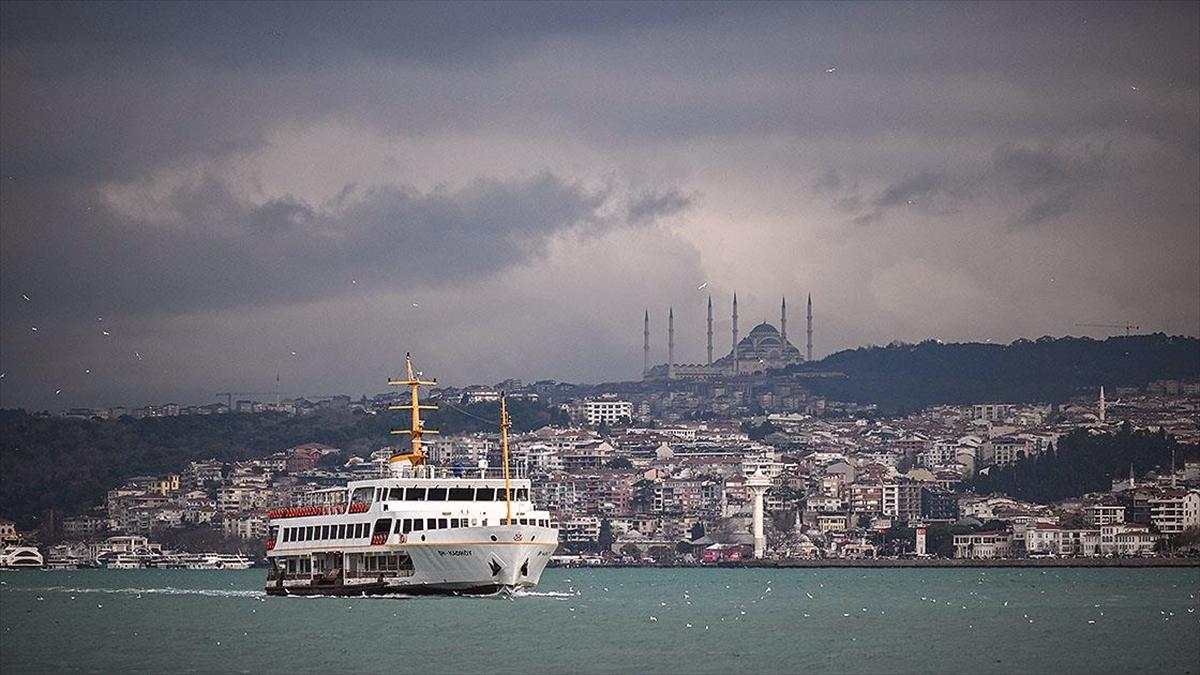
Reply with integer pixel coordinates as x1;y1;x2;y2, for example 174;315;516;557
2;2;1198;410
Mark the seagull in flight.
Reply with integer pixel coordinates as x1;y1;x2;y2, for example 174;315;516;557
697;282;708;290
825;67;837;73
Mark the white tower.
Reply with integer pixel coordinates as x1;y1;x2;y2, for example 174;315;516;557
745;468;771;559
1098;386;1106;423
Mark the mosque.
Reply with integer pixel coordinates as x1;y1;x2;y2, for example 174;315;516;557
643;294;812;381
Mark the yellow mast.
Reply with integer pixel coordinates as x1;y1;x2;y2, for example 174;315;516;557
500;395;513;525
387;353;438;466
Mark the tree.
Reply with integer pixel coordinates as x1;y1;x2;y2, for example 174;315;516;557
596;518;614;552
619;543;641;558
647;545;675;565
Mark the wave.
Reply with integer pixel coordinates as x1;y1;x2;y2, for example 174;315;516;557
512;590;577;598
9;585;265;598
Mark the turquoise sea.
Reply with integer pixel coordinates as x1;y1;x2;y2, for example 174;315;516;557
1;567;1198;674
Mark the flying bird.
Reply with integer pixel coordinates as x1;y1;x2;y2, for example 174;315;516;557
1129;84;1138;91
825;67;837;73
697;282;708;290
22;294;30;302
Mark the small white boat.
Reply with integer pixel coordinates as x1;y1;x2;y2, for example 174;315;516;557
0;545;45;569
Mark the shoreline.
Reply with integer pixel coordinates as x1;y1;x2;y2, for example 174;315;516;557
549;558;1200;569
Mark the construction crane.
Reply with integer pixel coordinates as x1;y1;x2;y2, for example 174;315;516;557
1075;322;1141;336
215;392;286;409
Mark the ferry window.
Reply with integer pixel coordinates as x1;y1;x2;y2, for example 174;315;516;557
307;526;316;540
373;519;392;535
394;521;403;534
321;525;329;539
448;488;473;501
520;518;528;525
437;518;448;529
450;519;459;528
281;529;289;543
358;523;367;538
411;519;423;531
495;490;507;501
351;487;373;505
425;518;436;530
405;487;426;501
389;488;405;500
339;524;347;539
427;487;447;501
515;488;529;501
476;488;495;501
401;518;412;534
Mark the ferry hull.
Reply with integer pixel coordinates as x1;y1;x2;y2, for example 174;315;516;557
266;526;557;598
265;582;514;597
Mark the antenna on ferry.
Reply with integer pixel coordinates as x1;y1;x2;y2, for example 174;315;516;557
500;394;513;526
387;353;438;473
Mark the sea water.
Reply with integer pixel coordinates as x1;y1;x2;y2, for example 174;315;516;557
1;567;1197;673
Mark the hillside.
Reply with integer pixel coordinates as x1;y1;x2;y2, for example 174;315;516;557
0;399;566;529
967;426;1200;503
792;334;1199;412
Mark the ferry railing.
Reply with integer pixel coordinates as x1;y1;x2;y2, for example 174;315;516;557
393;465;528;480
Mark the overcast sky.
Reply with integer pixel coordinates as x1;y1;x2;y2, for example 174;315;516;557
1;1;1197;410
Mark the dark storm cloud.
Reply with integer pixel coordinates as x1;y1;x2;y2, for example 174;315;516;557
875;172;948;207
627;188;692;226
1;172;615;319
1;1;1197;409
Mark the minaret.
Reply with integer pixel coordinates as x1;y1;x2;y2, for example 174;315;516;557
643;309;650;378
732;293;740;374
806;293;813;362
706;295;714;365
1098;386;1106;423
780;296;787;342
667;307;675;380
1129;462;1135;489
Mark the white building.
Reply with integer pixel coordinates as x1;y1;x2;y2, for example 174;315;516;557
953;531;1013;559
1024;526;1101;557
562;516;602;545
1099;524;1159;556
973;404;1015;422
882;482;922;522
568;398;634;426
1149;489;1200;535
1084;504;1126;527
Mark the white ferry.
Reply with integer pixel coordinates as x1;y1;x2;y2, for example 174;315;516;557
0;545;45;569
180;553;255;570
265;355;559;596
